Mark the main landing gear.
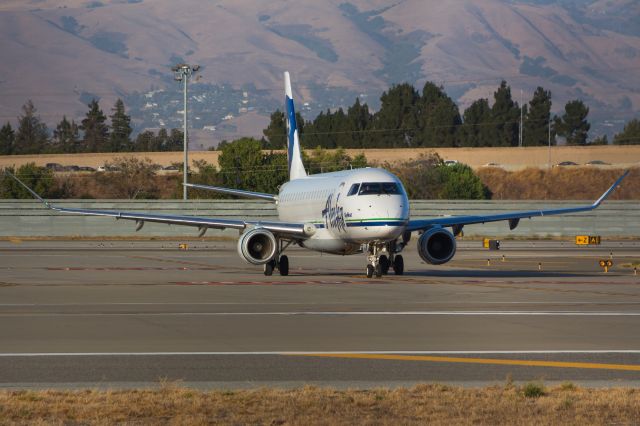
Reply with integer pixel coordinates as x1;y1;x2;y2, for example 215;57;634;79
365;242;404;278
263;240;291;276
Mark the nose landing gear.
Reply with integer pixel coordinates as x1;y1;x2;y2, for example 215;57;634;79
365;242;404;278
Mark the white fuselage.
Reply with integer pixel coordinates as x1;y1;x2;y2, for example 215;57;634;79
276;168;410;254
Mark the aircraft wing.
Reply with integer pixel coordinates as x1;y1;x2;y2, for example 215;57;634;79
5;171;311;238
406;171;628;233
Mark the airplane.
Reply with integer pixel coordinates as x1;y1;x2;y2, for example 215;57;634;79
5;72;628;278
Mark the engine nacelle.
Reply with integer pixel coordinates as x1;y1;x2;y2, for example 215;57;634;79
237;228;277;265
417;228;456;265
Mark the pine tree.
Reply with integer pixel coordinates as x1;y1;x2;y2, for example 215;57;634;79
332;107;351;148
52;116;80;153
305;109;332;148
0;122;15;155
346;98;372;148
555;100;590;145
262;110;286;149
134;130;155;152
490;81;520;147
523;87;555;146
166;128;183;151
372;83;420;148
14;100;49;154
80;99;109;152
613;119;640;145
109;99;132;152
155;128;169;151
416;82;461;147
460;99;493;147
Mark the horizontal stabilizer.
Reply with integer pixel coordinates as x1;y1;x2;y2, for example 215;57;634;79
184;183;277;202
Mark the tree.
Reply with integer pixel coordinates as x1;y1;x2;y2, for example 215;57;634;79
109;99;132;152
613;119;640;145
590;135;608;145
416;82;461;147
346;98;372;148
81;99;109;152
304;147;367;174
371;83;420;148
96;157;161;199
460;99;493;147
263;109;306;149
386;153;444;199
134;130;155;152
438;164;490;199
263;110;286;149
218;137;287;193
523;87;555;146
14;100;49;154
0;122;15;155
490;81;520;147
52;116;80;153
555;100;590;145
185;159;224;198
0;163;55;198
165;128;183;151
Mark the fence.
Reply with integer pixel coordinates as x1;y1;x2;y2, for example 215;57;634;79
0;200;637;238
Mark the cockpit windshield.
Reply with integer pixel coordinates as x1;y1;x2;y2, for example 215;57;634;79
357;182;402;195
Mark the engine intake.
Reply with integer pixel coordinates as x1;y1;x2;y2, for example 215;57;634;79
417;228;456;265
237;228;277;265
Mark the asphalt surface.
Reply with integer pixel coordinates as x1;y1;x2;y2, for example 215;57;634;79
0;239;639;389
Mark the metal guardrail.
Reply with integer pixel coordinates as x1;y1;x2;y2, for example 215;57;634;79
0;200;638;238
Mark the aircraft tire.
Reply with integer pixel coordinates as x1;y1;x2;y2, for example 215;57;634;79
264;260;274;276
393;255;404;275
366;264;374;278
375;263;383;278
279;255;289;276
379;255;390;275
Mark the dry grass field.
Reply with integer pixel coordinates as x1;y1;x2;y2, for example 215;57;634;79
1;146;639;171
1;383;638;425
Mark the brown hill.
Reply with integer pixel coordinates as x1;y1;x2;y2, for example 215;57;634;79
0;0;638;142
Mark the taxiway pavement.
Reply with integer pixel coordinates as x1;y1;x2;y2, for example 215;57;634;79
0;239;639;388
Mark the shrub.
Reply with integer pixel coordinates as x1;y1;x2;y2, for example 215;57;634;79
522;382;546;398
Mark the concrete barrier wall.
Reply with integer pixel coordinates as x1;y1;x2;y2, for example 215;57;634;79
1;199;638;238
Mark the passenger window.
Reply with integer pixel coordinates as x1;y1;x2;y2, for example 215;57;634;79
347;183;360;196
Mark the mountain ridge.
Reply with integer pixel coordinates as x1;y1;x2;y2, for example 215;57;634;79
0;0;638;146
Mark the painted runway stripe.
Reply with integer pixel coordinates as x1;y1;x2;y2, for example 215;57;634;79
2;311;640;317
296;353;640;372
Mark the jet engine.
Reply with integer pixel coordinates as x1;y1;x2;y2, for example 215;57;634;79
237;228;278;265
417;228;456;265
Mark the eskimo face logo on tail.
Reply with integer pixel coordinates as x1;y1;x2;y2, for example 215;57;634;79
322;193;346;232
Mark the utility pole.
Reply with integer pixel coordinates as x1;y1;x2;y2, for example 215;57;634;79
519;89;523;147
548;112;552;170
172;63;200;200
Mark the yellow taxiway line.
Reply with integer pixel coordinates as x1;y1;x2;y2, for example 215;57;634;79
293;353;640;372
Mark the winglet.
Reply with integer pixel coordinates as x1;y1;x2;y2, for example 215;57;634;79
592;170;629;208
3;170;53;209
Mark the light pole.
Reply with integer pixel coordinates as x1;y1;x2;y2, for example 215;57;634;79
172;63;200;200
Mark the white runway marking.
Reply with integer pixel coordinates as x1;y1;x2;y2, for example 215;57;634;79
1;350;640;357
2;311;640;317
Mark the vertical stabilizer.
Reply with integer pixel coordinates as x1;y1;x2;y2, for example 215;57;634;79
284;71;307;181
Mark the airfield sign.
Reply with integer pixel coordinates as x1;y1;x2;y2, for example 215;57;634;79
576;235;601;245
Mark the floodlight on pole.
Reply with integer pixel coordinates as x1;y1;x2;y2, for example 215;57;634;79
172;64;199;200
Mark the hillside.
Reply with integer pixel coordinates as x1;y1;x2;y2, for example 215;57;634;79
0;0;638;146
